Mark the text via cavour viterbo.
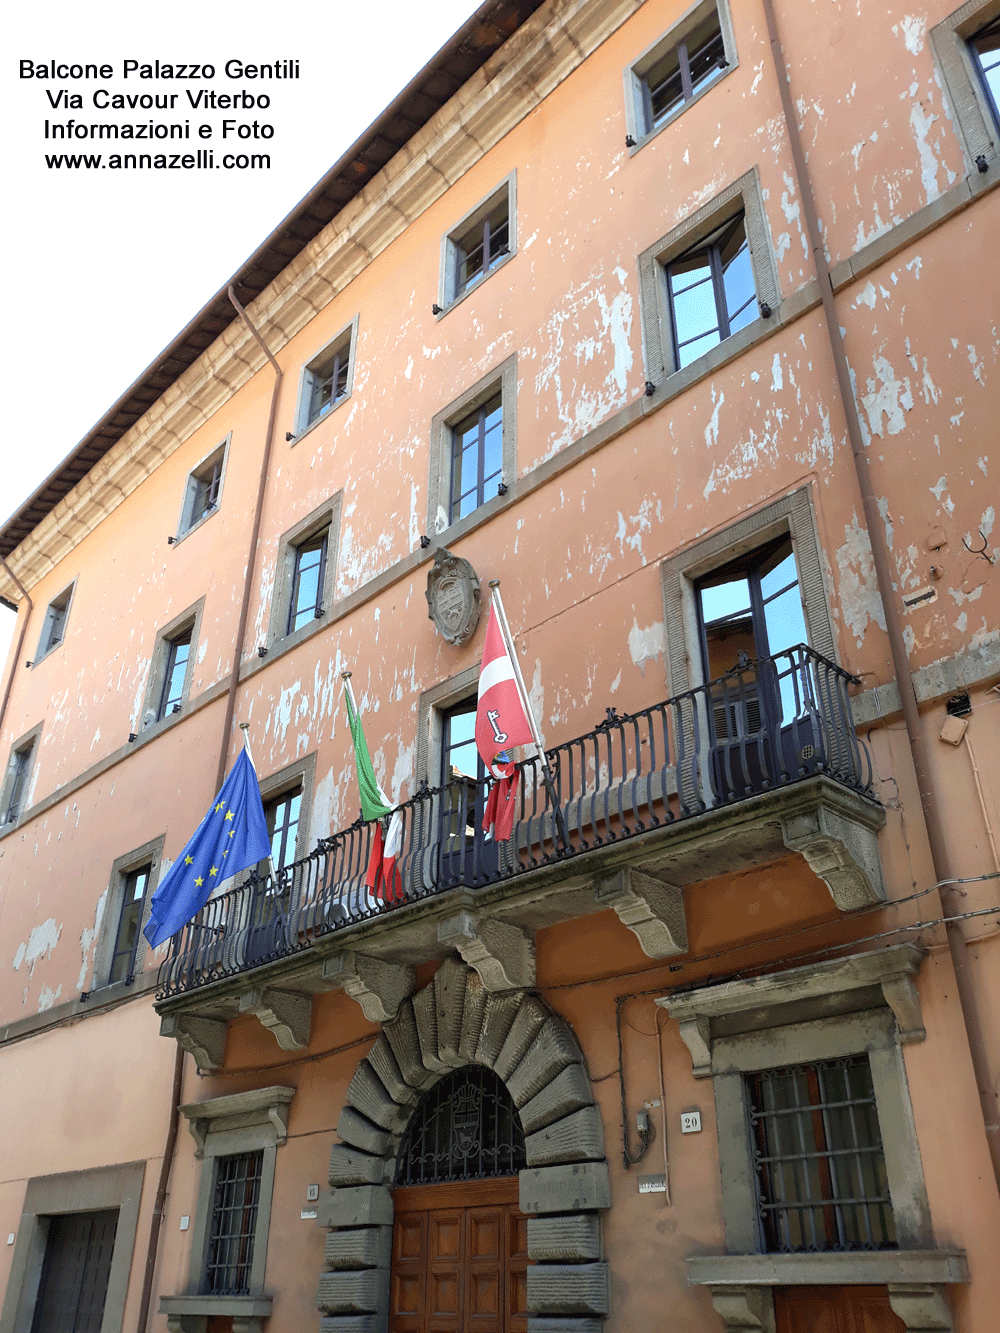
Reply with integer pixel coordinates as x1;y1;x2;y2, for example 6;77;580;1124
20;58;301;172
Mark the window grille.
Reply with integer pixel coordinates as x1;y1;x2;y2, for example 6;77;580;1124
108;864;152;984
205;1150;263;1295
747;1055;896;1253
450;394;503;522
665;210;756;369
970;14;1000;126
396;1066;526;1186
287;530;328;633
643;6;726;131
158;630;192;720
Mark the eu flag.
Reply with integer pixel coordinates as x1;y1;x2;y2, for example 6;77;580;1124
144;749;272;948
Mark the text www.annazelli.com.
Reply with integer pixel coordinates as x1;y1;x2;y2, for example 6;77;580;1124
44;150;270;169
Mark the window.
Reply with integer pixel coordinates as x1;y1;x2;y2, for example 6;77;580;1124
427;355;516;536
450;394;503;523
395;1066;526;1186
265;787;301;871
268;497;341;646
0;1164;145;1333
158;628;192;720
140;600;203;732
638;169;778;385
624;1;737;150
107;863;152;984
748;1056;895;1253
205;1151;264;1295
931;2;1000;176
178;438;229;538
162;1086;293;1327
438;173;516;312
2;737;37;825
287;530;328;633
295;317;358;434
36;581;76;661
970;13;1000;122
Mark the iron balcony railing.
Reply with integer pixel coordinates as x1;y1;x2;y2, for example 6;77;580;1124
156;645;874;998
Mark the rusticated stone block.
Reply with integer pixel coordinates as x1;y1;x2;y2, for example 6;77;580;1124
434;956;468;1064
317;1269;388;1313
475;991;523;1066
525;1106;606;1167
346;1061;411;1133
520;1162;611;1215
384;1000;435;1090
317;1185;394;1229
328;1144;387;1188
495;996;549;1079
324;1226;392;1270
459;969;488;1063
526;1320;603;1333
520;1064;593;1135
412;984;448;1072
527;1215;601;1262
366;1035;418;1107
527;1264;609;1315
335;1107;392;1158
508;1021;580;1107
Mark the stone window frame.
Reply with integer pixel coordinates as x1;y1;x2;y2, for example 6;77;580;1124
930;0;1000;177
159;1086;295;1331
88;833;166;995
623;0;739;155
0;720;43;830
415;664;482;791
174;435;231;545
265;494;342;652
292;314;360;441
236;751;318;908
637;167;779;387
32;577;77;665
427;355;517;539
436;171;517;317
659;485;836;701
139;597;205;734
658;946;970;1333
0;1161;146;1333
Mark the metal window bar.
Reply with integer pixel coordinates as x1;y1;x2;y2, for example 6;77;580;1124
205;1150;263;1295
156;645;876;998
747;1056;896;1253
395;1066;526;1185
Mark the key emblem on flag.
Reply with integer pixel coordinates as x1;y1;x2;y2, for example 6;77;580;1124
476;604;532;769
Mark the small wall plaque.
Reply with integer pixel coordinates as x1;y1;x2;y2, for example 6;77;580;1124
681;1110;702;1134
301;1209;318;1220
637;1174;667;1194
425;548;482;646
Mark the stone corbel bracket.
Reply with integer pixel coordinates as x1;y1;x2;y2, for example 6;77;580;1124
238;986;312;1051
594;868;688;959
159;1012;227;1073
780;794;886;910
659;942;927;1077
437;910;536;989
321;952;415;1023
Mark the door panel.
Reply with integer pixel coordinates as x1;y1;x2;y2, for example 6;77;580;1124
774;1286;906;1333
391;1180;528;1333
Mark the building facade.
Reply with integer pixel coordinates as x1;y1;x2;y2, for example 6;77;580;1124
1;2;998;1332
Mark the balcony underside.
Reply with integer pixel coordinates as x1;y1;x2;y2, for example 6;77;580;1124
156;774;885;1070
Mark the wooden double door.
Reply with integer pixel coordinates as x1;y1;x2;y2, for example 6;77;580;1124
775;1286;905;1333
390;1177;529;1333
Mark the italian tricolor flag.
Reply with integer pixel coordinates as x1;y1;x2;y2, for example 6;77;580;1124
343;676;403;902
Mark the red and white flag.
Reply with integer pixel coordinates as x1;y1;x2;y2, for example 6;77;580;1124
365;809;404;903
476;603;533;771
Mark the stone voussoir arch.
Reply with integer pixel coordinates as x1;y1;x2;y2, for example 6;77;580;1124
317;956;610;1333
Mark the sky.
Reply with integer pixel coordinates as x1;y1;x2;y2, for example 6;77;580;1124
0;0;482;675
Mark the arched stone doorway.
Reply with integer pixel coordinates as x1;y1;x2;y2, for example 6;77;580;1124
318;959;610;1330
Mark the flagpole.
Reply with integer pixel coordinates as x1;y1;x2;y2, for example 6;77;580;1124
488;582;567;848
239;723;279;887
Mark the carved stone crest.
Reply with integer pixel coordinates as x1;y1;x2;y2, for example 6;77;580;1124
425;548;481;646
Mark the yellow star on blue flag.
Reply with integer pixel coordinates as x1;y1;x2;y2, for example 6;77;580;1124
144;749;270;948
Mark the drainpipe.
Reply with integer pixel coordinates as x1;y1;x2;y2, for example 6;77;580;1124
0;555;34;747
216;285;283;791
136;1044;184;1333
760;0;1000;1190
